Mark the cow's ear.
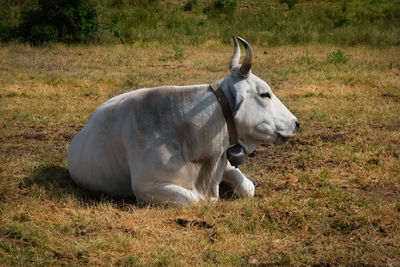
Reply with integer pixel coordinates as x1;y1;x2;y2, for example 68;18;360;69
232;86;245;114
221;81;245;115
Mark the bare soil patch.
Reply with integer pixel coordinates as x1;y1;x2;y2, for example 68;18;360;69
358;184;400;202
172;218;214;229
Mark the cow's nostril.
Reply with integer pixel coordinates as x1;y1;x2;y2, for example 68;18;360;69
295;121;300;129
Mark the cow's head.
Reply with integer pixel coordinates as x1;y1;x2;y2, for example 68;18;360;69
220;36;299;154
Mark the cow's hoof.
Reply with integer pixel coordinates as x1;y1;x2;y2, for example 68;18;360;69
248;178;259;187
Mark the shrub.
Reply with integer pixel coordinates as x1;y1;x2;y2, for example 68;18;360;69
0;23;13;43
18;0;98;45
213;0;237;13
183;0;199;12
101;17;125;44
279;0;298;10
204;0;237;15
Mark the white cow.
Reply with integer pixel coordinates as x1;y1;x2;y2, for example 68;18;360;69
67;36;299;205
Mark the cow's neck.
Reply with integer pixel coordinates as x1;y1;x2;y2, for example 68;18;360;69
210;83;246;167
210;82;238;146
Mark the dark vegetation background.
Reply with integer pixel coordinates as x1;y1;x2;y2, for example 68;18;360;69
0;0;399;47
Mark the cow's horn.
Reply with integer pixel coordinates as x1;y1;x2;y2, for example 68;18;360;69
229;36;240;70
237;36;253;77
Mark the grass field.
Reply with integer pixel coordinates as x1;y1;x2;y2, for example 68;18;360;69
1;42;400;265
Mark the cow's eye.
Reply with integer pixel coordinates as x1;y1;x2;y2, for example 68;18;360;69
260;92;271;98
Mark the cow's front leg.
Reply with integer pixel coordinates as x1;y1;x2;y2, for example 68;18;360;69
132;181;201;206
221;162;255;198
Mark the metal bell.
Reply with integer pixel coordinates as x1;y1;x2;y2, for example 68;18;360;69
226;145;246;167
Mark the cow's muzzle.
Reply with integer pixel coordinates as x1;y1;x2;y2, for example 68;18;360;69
274;133;290;145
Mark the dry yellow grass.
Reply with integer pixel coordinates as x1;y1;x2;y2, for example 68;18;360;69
0;42;399;265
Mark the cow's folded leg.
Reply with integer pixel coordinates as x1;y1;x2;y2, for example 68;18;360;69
132;182;200;205
221;162;255;198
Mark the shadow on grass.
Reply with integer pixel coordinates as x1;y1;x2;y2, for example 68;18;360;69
219;181;237;200
25;163;241;207
24;164;137;208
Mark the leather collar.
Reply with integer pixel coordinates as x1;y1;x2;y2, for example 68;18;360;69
210;83;238;146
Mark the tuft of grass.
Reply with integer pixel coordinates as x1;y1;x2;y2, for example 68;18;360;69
327;49;350;64
301;49;316;65
173;42;184;60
